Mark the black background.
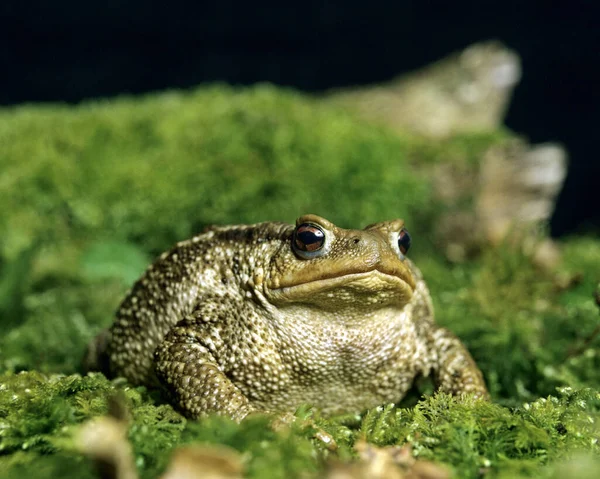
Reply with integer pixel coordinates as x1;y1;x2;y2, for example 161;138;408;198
1;1;598;236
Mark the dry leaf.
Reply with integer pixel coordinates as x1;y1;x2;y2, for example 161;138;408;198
160;444;244;479
325;440;449;479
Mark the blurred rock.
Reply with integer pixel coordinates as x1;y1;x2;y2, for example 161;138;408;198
327;41;521;138
477;140;567;245
434;139;567;267
327;40;566;264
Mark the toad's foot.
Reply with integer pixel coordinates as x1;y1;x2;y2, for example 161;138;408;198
430;326;489;400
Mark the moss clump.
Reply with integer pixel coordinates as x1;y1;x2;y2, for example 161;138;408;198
361;389;600;477
0;84;598;478
1;373;598;478
0;84;438;259
422;237;600;404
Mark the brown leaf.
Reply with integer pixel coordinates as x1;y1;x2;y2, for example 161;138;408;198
77;416;137;479
325;441;449;479
160;445;244;479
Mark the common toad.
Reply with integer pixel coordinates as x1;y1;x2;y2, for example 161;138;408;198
86;214;488;420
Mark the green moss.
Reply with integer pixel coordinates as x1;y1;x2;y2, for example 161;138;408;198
0;371;320;479
0;85;431;258
0;84;598;478
421;237;600;404
1;372;598;478
360;389;600;477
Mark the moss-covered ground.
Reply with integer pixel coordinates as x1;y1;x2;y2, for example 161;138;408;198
0;84;598;478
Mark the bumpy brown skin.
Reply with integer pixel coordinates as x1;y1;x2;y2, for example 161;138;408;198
88;214;488;421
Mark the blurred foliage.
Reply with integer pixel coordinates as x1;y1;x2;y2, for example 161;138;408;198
0;84;599;478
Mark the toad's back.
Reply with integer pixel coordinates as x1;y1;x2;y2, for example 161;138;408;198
103;221;293;385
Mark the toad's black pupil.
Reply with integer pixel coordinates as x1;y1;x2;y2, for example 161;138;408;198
295;224;325;252
398;228;411;255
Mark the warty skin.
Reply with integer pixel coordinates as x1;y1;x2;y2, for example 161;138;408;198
86;214;488;421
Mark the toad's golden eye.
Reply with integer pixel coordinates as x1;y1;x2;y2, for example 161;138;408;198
397;228;411;256
293;223;326;256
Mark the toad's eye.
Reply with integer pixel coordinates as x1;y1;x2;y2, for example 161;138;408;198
398;228;411;256
293;223;326;256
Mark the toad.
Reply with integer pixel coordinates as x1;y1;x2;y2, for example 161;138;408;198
86;214;488;420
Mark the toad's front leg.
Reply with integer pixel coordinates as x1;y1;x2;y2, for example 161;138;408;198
429;326;489;399
155;317;338;449
155;320;255;421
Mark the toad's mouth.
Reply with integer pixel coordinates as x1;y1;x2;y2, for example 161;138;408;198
272;264;415;290
267;268;415;306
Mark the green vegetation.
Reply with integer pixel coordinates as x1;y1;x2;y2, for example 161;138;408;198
0;84;598;478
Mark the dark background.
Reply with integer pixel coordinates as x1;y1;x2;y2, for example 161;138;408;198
1;1;598;236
